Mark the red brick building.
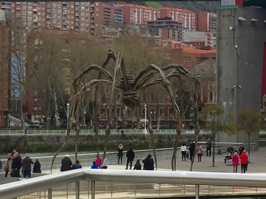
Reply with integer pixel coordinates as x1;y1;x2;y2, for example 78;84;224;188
123;4;160;25
197;11;217;32
160;7;197;30
0;10;11;127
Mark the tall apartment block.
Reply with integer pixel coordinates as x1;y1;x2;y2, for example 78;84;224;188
123;4;160;25
197;11;217;32
160;7;197;30
0;9;11;127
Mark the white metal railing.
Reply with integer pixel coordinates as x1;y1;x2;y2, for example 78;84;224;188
2;169;266;199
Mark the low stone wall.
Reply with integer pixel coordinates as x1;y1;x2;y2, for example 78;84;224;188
0;133;203;153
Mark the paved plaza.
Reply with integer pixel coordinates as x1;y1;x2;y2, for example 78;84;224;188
1;147;266;184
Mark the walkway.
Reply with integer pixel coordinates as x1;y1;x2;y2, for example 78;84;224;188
1;148;266;198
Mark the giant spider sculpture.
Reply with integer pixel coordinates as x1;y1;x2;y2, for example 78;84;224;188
51;49;200;172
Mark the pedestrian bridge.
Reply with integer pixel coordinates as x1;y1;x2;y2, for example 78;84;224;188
1;169;266;199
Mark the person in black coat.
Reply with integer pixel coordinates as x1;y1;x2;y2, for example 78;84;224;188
142;154;154;170
133;159;142;170
189;141;195;161
11;153;22;177
126;148;135;170
33;159;42;173
60;154;72;172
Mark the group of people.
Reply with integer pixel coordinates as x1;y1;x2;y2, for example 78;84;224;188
4;149;41;178
91;155;109;169
90;144;155;170
60;155;82;171
224;144;249;173
180;142;204;162
116;144;155;170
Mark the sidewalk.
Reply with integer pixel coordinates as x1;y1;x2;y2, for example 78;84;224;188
1;147;266;186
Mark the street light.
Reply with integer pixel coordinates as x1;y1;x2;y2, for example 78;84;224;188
144;104;147;134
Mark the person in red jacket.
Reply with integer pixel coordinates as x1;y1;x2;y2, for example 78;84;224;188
240;150;248;173
232;151;240;173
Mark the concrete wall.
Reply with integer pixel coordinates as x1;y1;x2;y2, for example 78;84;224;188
217;7;266;147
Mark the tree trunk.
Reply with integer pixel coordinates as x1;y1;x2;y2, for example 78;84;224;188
53;92;60;127
248;133;251;159
212;138;216;167
19;95;25;132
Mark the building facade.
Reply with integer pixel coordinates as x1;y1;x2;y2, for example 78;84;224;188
160;7;196;30
217;6;266;148
0;10;11;127
147;17;183;41
123;4;160;25
197;11;217;32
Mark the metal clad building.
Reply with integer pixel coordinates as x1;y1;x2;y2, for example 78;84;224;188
217;6;266;148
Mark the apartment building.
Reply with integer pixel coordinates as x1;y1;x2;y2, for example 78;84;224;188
123;4;160;25
147;17;183;42
197;11;217;32
160;7;197;30
0;9;11;127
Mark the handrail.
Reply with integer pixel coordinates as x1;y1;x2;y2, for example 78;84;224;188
0;169;85;199
1;169;266;199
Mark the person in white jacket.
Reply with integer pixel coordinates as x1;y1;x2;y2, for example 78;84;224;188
101;158;108;169
180;143;187;161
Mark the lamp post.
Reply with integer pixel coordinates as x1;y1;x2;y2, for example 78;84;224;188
144;104;147;134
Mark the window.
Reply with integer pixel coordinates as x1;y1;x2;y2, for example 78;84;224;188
169;108;175;119
159;108;164;119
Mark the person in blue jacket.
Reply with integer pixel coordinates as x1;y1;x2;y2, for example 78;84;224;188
91;161;99;169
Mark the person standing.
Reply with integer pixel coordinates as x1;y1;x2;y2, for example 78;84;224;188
238;144;245;155
22;153;33;178
197;145;203;162
117;144;124;164
60;154;72;172
240;150;248;173
126;148;135;170
189;141;195;161
142;154;154;170
4;155;12;177
180;143;187;161
11;152;22;177
33;159;41;173
206;139;212;156
232;151;240;173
